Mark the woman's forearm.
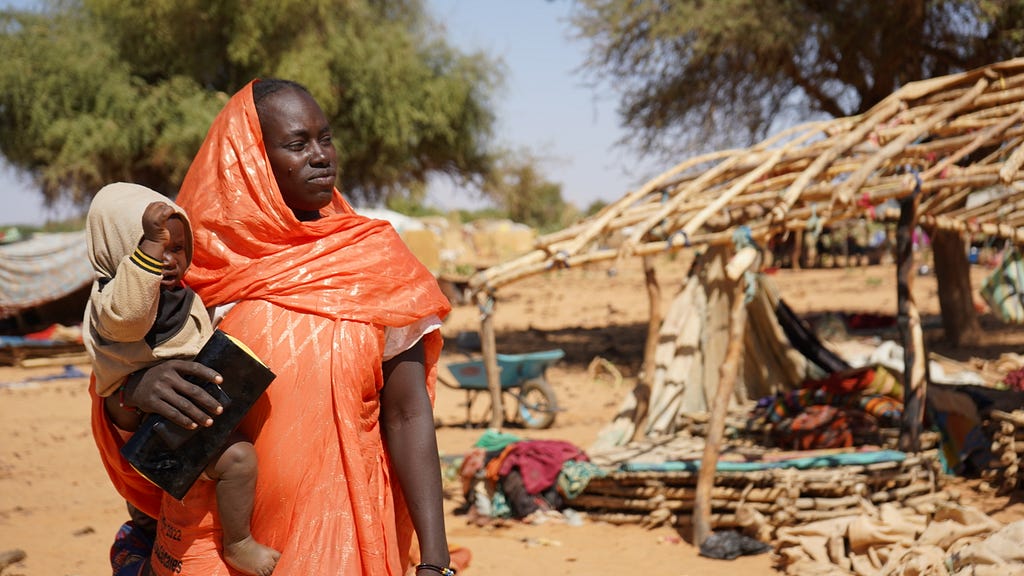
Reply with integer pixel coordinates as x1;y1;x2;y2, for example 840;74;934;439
381;341;451;569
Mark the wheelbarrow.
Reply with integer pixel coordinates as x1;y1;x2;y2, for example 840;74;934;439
437;331;564;429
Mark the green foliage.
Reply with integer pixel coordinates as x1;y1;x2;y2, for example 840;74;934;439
481;151;577;233
454;206;507;223
385;193;444;218
584;199;608;217
0;0;500;209
571;0;1024;157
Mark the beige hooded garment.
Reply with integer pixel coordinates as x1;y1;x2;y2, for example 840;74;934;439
83;182;213;397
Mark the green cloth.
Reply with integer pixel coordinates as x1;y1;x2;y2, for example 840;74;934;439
473;429;522;452
557;461;606;499
621;449;906;473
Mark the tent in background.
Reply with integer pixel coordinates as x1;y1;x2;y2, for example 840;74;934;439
0;230;91;335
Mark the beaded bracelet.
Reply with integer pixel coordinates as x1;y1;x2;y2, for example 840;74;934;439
416;563;457;576
118;384;143;415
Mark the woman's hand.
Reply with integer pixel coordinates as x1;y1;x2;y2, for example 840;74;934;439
122;359;225;429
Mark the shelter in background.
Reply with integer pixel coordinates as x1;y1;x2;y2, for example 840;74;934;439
0;230;91;365
466;57;1024;433
460;58;1024;544
358;207;537;277
0;230;91;331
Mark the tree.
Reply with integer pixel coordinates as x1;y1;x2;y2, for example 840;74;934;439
482;151;577;233
0;0;501;208
570;0;1024;157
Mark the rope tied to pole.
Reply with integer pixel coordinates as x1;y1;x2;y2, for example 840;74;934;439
731;225;759;303
551;249;571;269
477;293;495;321
667;230;691;250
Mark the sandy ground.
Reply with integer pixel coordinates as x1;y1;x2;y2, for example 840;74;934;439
2;257;1022;576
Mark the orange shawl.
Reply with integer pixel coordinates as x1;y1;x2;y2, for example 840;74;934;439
176;81;446;327
91;80;451;575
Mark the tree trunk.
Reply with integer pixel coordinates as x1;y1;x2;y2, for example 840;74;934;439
929;227;983;346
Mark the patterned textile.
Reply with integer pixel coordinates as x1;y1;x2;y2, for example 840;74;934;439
865;365;902;400
858;394;902;422
751;365;904;443
110;520;154;576
805;366;877;396
800;364;903;402
782;405;853;450
981;248;1024;324
556;460;606;499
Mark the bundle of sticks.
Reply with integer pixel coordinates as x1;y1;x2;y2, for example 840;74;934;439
981;409;1024;494
570;449;947;532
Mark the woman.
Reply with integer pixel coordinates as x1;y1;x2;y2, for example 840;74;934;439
91;79;456;575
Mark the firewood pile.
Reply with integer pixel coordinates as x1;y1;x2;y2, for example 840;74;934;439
574;433;948;532
981;409;1024;494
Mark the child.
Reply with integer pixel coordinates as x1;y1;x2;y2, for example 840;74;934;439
83;182;280;576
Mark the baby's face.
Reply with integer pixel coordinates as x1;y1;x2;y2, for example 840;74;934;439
160;216;189;289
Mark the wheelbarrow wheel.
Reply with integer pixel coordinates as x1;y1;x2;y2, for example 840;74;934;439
516;378;558;429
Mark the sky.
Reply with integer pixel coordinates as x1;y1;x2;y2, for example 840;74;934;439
424;0;663;212
0;0;663;225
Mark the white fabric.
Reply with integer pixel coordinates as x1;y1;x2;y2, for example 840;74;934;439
383;314;443;360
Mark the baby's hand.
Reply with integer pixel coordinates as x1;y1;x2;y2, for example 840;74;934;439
141;202;175;248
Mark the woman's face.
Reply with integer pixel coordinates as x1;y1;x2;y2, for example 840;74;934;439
259;88;338;220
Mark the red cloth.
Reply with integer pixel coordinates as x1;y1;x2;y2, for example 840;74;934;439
786;405;853;450
498;440;588;495
803;366;876;396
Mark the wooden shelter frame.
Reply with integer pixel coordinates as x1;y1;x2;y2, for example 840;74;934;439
462;59;1024;543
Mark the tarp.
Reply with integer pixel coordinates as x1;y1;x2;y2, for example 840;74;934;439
620;448;907;473
0;231;92;319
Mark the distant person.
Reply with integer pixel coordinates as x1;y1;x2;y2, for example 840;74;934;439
84;182;279;576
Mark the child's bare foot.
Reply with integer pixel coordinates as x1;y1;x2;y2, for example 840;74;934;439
223;536;280;576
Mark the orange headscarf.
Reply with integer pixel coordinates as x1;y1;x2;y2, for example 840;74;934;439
177;80;449;327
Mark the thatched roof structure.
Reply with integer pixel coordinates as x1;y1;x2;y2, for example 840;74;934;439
469;58;1024;296
458;58;1024;548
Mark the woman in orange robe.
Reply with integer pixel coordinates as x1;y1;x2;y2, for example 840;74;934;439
92;79;455;575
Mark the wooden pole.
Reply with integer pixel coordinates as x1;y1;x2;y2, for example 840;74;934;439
631;256;661;441
693;275;748;546
896;177;929;452
475;292;505;430
792;229;803;270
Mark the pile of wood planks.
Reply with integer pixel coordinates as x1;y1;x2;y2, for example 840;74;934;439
981;409;1024;494
571;445;948;532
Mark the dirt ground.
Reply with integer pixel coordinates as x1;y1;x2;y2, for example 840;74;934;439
2;257;1023;576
